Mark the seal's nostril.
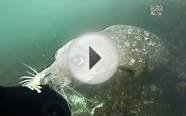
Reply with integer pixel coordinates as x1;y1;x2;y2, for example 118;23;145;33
44;73;52;78
41;73;53;85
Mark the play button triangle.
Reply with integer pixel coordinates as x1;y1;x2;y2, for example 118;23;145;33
89;46;101;70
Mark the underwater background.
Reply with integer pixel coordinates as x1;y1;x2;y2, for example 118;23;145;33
0;0;186;115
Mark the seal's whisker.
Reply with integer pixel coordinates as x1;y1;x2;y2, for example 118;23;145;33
26;71;36;77
19;76;34;80
22;63;38;74
19;79;31;84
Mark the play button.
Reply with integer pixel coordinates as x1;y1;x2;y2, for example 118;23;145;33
67;33;119;84
89;46;101;70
